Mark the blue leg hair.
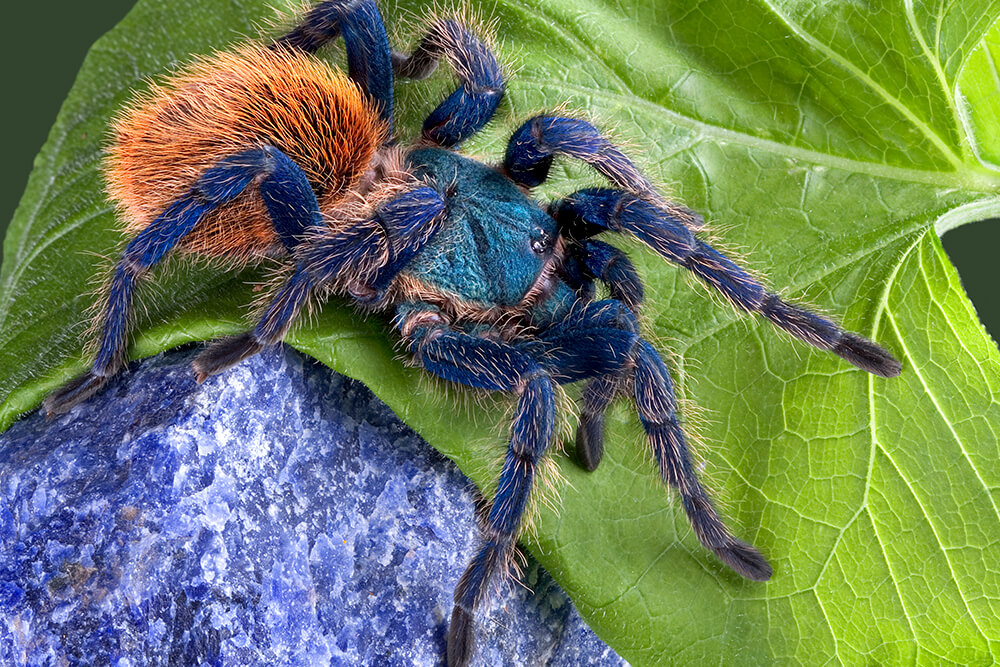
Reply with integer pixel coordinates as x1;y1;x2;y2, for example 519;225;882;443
570;240;642;469
44;147;319;415
393;18;504;147
579;238;644;311
631;339;772;581
536;299;639;384
195;164;447;381
192;269;316;382
540;300;633;471
273;0;394;129
575;373;618;472
401;317;554;667
539;278;639;471
195;186;446;382
536;300;771;578
553;188;903;378
191;152;330;380
298;185;446;302
505;115;702;228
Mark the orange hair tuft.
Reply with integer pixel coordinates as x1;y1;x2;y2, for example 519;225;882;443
107;44;387;258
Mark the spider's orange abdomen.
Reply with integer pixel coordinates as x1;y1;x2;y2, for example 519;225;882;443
107;44;386;257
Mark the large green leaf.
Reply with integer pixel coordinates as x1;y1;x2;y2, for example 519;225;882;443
3;0;1000;663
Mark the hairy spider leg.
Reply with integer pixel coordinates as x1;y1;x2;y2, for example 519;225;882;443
400;315;555;667
43;147;318;416
553;188;902;378
195;185;448;381
560;240;644;470
574;374;618;471
274;0;394;128
193;145;326;377
504;115;701;229
632;339;772;580
578;238;644;311
193;271;315;383
535;299;771;580
298;185;448;297
393;18;505;147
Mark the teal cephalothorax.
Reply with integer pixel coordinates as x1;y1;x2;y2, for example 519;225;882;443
404;148;558;309
44;3;902;665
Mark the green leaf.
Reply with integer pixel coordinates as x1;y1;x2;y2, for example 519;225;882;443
3;0;1000;663
958;16;1000;172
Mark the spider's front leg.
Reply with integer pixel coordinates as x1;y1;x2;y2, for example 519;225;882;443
553;188;902;377
536;299;772;580
560;238;644;470
505;114;702;228
399;306;557;667
504;114;899;376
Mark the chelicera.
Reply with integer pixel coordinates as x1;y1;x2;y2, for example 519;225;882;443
43;1;902;664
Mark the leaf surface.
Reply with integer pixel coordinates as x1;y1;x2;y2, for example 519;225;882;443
2;0;999;663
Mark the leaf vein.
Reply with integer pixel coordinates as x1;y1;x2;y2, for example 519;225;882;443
759;0;961;168
904;0;963;138
882;255;1000;517
873;443;991;648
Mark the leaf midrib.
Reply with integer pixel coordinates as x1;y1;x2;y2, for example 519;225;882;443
761;0;963;168
511;0;1000;180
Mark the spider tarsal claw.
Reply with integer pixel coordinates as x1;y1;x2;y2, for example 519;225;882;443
43;372;110;418
447;605;475;667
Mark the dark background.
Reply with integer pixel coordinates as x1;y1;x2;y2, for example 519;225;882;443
3;1;999;344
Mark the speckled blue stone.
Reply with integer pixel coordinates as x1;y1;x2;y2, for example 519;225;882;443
0;346;626;666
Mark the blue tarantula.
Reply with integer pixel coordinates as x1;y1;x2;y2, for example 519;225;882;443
44;1;902;664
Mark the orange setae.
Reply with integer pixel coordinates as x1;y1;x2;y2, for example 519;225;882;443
107;44;387;259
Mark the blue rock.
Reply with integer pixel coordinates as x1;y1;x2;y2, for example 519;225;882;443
0;346;626;666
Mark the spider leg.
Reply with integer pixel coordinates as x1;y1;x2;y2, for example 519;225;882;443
400;309;555;667
576;238;644;312
553;188;903;378
560;240;642;470
393;19;504;147
536;299;771;580
505;115;702;227
44;147;319;415
195;185;447;381
541;298;633;471
273;0;394;127
297;185;447;298
631;338;772;581
191;269;314;383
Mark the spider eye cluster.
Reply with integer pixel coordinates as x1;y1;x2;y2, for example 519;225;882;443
530;231;554;255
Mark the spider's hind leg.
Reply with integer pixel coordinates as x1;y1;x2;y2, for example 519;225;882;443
274;0;394;127
191;269;314;383
188;148;331;381
394;17;505;147
195;179;448;381
44;147;290;416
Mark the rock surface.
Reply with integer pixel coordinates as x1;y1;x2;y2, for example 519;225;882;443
0;346;626;666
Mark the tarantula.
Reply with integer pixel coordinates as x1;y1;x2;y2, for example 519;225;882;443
44;1;902;664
